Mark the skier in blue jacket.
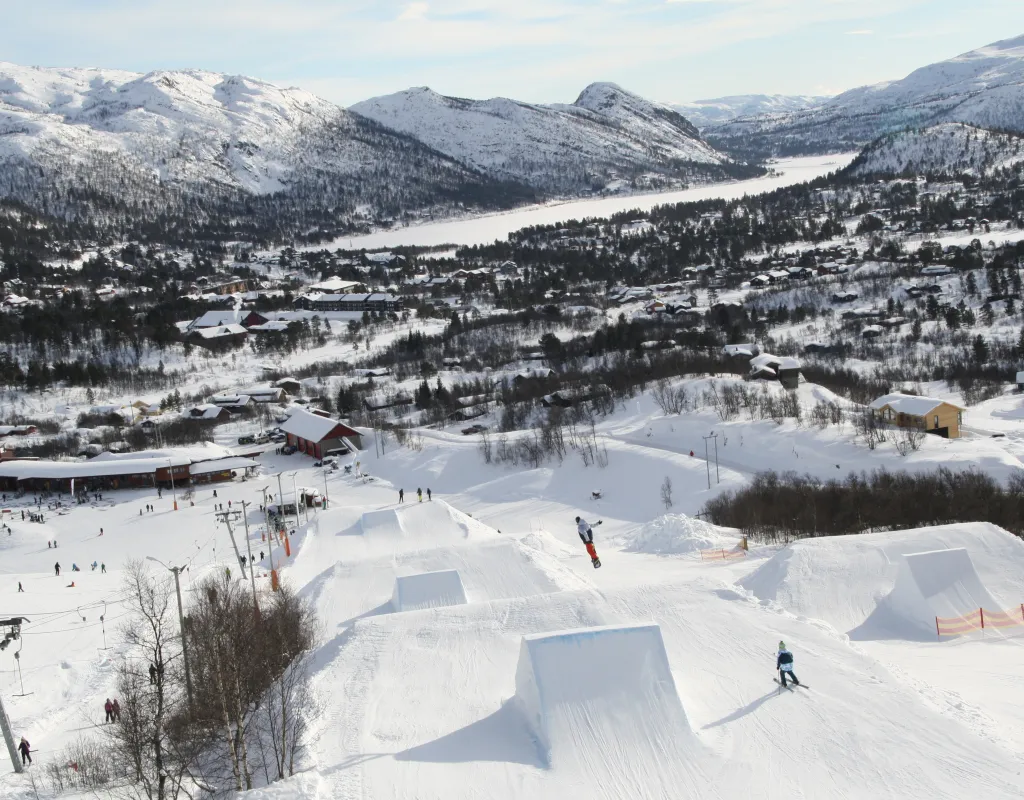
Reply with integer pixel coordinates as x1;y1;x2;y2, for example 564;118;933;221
777;641;800;687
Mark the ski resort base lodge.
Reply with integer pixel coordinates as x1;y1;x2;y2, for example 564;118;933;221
280;407;364;458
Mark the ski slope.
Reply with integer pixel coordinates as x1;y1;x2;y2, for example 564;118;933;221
2;427;1024;798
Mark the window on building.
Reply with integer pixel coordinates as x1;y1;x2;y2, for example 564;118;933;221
933;415;939;429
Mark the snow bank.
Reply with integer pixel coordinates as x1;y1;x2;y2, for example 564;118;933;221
739;523;1024;639
514;623;690;765
391;569;468;612
618;513;736;555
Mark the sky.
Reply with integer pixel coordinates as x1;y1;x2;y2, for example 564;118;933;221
3;0;1024;107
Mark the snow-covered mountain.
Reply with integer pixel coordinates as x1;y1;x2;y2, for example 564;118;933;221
0;62;531;241
848;123;1024;178
707;34;1024;157
670;94;828;129
351;83;746;193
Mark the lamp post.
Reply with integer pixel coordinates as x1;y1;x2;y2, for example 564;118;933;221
145;557;193;710
166;459;178;511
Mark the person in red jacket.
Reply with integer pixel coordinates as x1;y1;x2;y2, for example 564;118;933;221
104;698;114;723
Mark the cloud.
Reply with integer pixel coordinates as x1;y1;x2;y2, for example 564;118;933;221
398;2;429;20
846;29;874;35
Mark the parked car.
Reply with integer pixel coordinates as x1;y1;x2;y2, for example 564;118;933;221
461;424;488;435
281;444;297;455
255;433;270;444
269;432;286;442
237;435;255;445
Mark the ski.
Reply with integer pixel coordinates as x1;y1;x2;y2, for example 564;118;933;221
773;678;808;690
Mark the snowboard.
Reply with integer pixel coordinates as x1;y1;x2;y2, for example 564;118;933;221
592;557;602;569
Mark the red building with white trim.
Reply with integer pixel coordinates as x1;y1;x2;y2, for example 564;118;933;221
280;408;363;459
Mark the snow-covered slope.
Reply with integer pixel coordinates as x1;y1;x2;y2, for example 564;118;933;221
708;35;1024;156
0;62;527;239
671;94;828;129
848;123;1024;177
351;82;742;193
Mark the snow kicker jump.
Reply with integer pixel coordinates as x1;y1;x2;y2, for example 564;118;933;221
391;569;469;612
886;548;1003;636
513;623;695;781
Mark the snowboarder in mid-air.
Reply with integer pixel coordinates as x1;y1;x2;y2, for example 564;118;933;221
777;641;801;688
576;516;602;568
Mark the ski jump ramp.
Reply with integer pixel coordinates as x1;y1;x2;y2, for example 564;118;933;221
391;569;468;612
887;548;1003;634
514;623;692;768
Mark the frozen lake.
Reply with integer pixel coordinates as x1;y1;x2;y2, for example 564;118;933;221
321;153;857;251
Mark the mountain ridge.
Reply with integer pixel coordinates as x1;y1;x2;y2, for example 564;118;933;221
705;34;1024;158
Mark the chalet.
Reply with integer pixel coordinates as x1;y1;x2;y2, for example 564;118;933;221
749;275;771;288
209;395;254;413
711;302;745;326
920;265;952;276
513;368;555;383
186;404;231;422
803;342;845;355
861;325;884;339
236;386;286;404
832;291;858;303
187;310;268;330
187;324;248;349
280;408;364;458
869;393;965;439
207;277;249;295
749;354;801;390
274;378;303;395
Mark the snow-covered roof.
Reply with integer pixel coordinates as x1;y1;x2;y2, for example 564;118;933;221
750;353;801;372
309;277;361;293
280;407;353;442
193;324;247;339
248;321;290;332
0;457;189;480
869;393;963;416
190;310;241;329
189;457;260;476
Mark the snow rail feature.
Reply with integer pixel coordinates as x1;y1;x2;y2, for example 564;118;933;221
699;547;746;562
935;604;1024;638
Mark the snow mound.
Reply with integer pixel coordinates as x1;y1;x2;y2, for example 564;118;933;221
391;569;468;612
618;513;736;555
514;623;691;767
886;548;1003;634
739;523;1024;638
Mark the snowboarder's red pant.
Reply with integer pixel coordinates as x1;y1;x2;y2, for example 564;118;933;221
585;542;598;560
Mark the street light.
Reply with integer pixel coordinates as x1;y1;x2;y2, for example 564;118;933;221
145;556;193;710
166;459;178;511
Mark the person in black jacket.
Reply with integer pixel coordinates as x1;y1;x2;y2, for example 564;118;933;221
777;641;800;687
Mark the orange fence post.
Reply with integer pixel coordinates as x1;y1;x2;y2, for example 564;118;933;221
980;607;984;630
284;536;291;558
270;569;279;592
936;617;940;640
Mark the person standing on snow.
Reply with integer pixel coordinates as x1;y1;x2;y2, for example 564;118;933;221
427;488;432;501
575;516;600;567
417;488;422;502
398;488;404;503
777;641;801;688
18;736;30;765
54;562;61;576
104;698;114;723
112;698;121;722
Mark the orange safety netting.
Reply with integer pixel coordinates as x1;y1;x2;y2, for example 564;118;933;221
699;548;747;562
935;604;1024;638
